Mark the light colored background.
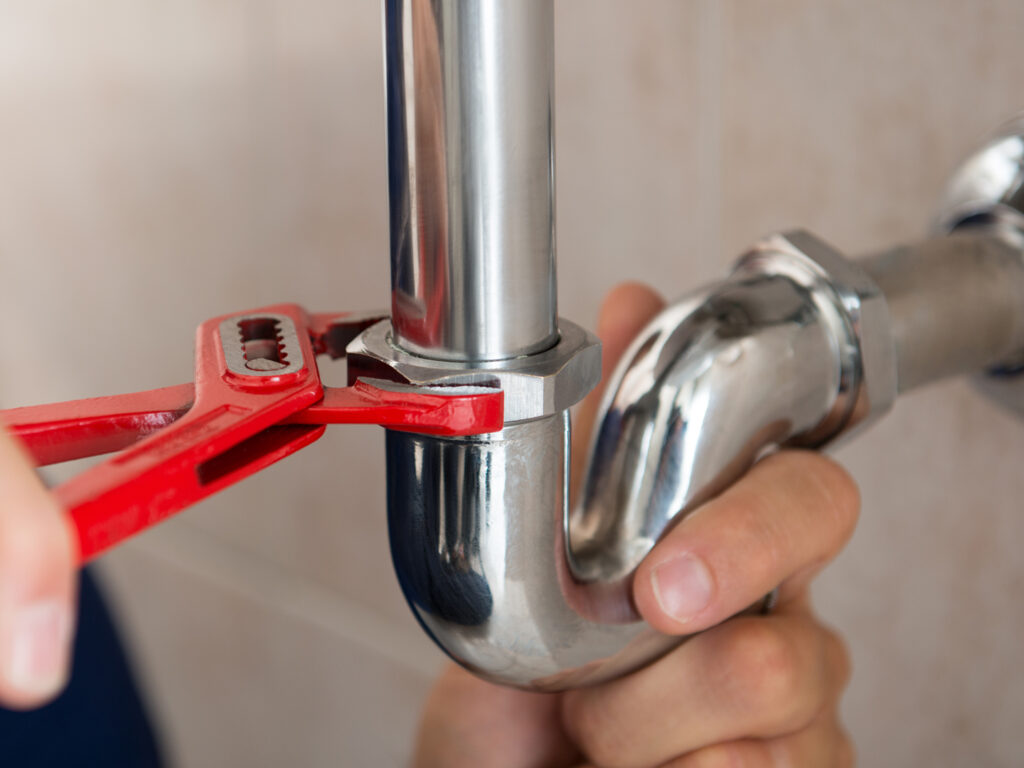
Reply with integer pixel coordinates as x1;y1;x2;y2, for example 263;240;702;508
2;1;1023;765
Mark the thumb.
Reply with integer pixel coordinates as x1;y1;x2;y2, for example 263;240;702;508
0;427;76;709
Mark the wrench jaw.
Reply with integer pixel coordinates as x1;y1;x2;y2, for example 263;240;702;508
308;310;391;360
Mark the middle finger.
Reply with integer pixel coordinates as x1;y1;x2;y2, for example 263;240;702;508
561;604;849;768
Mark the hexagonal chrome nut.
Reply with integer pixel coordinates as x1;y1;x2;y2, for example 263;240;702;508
347;319;602;423
734;230;898;441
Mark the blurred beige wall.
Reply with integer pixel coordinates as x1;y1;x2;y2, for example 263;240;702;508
2;1;1023;765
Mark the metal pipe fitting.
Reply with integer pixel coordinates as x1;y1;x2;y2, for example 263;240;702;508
367;3;1024;691
384;0;557;362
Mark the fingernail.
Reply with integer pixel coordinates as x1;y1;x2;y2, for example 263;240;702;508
5;601;70;697
651;553;714;624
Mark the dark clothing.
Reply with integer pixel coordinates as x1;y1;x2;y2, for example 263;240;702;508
0;569;164;767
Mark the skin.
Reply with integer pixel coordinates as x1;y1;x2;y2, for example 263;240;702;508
415;283;859;768
0;428;76;710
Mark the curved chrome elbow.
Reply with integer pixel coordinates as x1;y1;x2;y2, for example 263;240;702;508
572;238;891;587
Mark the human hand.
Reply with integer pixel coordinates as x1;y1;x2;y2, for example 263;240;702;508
0;427;76;709
414;284;858;768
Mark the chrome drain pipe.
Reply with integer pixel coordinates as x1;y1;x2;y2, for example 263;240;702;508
383;0;558;361
359;0;606;689
354;3;1024;691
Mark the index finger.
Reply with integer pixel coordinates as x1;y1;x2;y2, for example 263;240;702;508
633;450;860;635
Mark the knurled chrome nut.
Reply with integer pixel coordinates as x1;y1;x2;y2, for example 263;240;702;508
734;230;898;441
347;319;602;424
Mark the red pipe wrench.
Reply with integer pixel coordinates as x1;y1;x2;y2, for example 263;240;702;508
0;304;503;563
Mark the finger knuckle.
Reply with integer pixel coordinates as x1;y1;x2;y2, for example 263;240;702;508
721;622;817;733
823;627;853;693
685;741;766;768
561;692;631;768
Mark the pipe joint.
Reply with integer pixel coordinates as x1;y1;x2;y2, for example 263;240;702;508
347;318;600;423
736;230;898;440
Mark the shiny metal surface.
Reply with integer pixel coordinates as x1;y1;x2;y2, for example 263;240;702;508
736;231;897;436
573;277;841;585
384;0;557;361
219;314;306;377
863;232;1024;392
574;231;897;588
934;116;1024;414
936;114;1024;244
388;415;680;690
346;318;600;422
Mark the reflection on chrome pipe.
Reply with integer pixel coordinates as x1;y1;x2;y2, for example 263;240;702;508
387;414;688;690
387;414;639;687
573;266;857;587
375;0;606;689
384;0;557;362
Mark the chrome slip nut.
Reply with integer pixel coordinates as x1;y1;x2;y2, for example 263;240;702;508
347;318;602;423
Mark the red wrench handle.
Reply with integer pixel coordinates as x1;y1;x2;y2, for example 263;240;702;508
4;384;195;466
62;417;325;563
0;304;505;565
1;381;502;563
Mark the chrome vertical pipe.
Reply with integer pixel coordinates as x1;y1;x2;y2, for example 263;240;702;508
384;0;557;362
371;0;602;690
